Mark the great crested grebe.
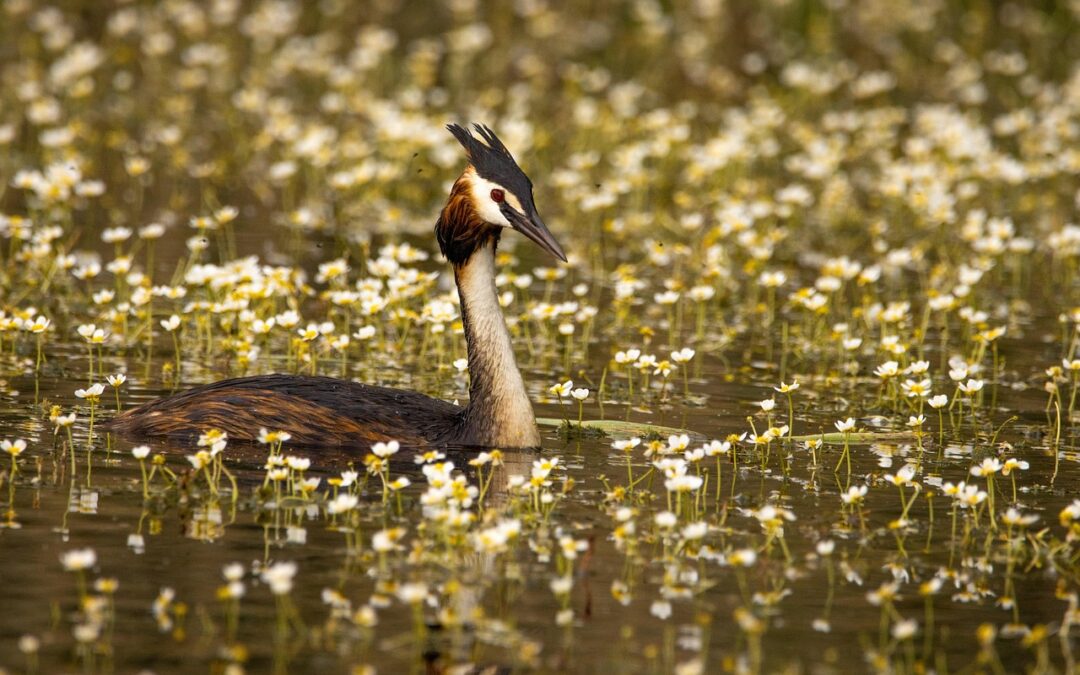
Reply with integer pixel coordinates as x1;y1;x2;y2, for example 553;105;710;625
105;124;566;449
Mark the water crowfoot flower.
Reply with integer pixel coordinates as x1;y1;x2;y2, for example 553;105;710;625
261;561;303;634
1002;457;1029;503
570;387;589;426
671;347;695;398
396;581;430;639
469;449;503;506
804;438;822;468
367;440;401;502
106;373;126;410
613;437;642;489
970;458;1002;529
928;394;949;446
614;349;641;401
841;485;869;529
833;417;855;475
75;383;105;443
257;428;292;455
217;563;246;640
549;379;573;421
131;445;151;499
883;464;921;525
26;314;49;371
61;547;96;600
2;438;26;476
160;314;182;374
701;439;731;501
774;379;799;437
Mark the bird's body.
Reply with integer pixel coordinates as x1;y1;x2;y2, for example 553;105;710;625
105;374;465;447
104;124;565;449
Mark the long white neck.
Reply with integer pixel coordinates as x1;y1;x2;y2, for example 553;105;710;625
455;240;540;446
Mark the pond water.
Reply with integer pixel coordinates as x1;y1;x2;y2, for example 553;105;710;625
2;1;1080;674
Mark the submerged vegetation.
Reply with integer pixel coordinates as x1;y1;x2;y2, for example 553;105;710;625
1;0;1080;672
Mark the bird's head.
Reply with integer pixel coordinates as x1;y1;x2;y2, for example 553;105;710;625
437;123;566;265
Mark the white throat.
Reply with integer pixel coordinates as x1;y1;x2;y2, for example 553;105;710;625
455;241;540;446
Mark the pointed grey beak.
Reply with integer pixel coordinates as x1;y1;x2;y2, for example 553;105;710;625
503;206;567;262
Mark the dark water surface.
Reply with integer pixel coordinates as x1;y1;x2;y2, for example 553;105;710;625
2;300;1079;673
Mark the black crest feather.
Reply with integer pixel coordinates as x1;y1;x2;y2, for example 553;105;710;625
446;123;534;202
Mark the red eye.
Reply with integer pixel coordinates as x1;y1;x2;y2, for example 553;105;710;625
490;188;505;203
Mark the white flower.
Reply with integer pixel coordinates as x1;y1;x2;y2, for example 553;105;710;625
26;316;50;333
260;561;297;595
958;379;984;394
681;521;708;539
17;635;40;655
671;348;695;363
160;315;181;331
654;511;678;529
548;380;573;397
258;429;292;445
892;619;918;640
1001;508;1038;527
131;445;151;460
613;437;641;452
928;394;949;409
702;440;731;456
874;361;899;378
907;360;930;374
665;473;704;493
650;600;673;620
667;434;690;452
1002;458;1029;475
1;439;27;457
327;494;359;514
834;418;856;433
884;464;917;487
760;271;787;288
550;576;573;595
371;440;400;458
570;387;590;401
841;485;868;504
61;548;97;571
372;527;405;552
842;337;862;351
396;582;428;604
969;458;1002;477
223;563;245;581
728;548;757;567
75;383;106;399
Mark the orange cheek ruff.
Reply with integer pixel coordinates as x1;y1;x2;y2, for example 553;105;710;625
436;171;500;266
